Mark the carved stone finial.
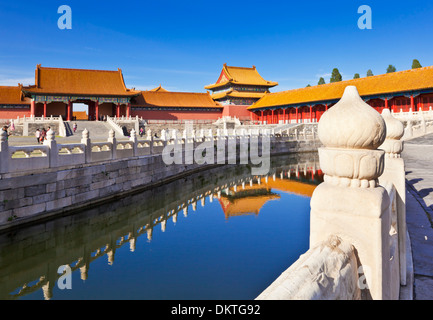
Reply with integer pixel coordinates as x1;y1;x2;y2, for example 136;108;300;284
82;128;89;139
317;86;386;188
318;86;386;150
109;129;115;139
381;109;404;140
379;109;404;157
161;129;166;141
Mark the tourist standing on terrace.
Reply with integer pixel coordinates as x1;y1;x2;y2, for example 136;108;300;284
35;129;41;144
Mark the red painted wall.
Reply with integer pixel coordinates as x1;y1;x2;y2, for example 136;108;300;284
0;108;31;120
221;104;251;120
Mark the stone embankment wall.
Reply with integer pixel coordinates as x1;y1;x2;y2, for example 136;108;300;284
0;128;321;231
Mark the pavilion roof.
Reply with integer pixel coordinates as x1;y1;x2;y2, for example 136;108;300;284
23;65;139;97
150;85;169;92
210;88;267;100
205;64;278;90
248;66;433;110
132;90;223;108
0;85;31;105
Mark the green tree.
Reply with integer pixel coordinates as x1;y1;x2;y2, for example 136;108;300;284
353;73;360;79
367;69;374;77
386;65;396;73
412;59;422;69
318;77;325;85
306;84;311;87
330;68;342;83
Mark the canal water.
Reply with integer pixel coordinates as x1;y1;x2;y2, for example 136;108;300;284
0;153;322;300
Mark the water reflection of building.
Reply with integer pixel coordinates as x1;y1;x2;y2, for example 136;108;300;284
219;186;280;219
217;171;320;219
0;155;321;300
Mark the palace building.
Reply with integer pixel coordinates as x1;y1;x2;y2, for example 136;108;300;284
22;65;139;121
205;64;278;121
0;65;223;122
131;89;223;120
0;84;32;120
3;64;433;124
248;66;433;124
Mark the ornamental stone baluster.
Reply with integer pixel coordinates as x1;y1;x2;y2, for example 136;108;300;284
310;86;392;300
0;130;9;173
160;129;167;141
108;129;117;159
378;108;407;286
130;128;137;156
81;128;91;163
43;128;58;168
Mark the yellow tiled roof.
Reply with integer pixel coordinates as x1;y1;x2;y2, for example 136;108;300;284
210;88;267;100
23;65;139;97
0;84;30;105
205;64;278;90
150;85;169;92
248;66;433;110
73;111;88;120
132;90;223;108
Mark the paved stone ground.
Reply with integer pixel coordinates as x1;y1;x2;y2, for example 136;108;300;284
402;133;433;300
7;121;130;146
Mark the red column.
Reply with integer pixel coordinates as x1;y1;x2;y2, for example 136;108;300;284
325;104;328;111
67;101;72;121
283;108;286;123
260;110;264;123
116;103;120;117
43;102;47;117
271;110;274;124
309;105;313;123
126;103;131;118
95;101;99;121
295;107;298;123
30;100;35;117
410;95;414;111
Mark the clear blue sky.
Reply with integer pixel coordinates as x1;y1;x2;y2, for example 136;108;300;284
1;0;433;93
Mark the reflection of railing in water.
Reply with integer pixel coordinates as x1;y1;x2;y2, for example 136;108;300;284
1;155;320;300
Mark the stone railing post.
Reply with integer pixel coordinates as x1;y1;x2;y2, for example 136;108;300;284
81;128;92;163
107;129;117;159
130;128;137;156
378;109;406;286
404;121;413;139
43;128;58;168
0;130;9;173
310;86;392;300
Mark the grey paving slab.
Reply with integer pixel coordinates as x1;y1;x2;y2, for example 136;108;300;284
402;133;433;300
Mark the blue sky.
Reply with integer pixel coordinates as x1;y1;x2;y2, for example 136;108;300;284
1;0;433;93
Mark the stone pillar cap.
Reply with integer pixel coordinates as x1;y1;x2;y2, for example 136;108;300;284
381;109;404;140
318;86;386;150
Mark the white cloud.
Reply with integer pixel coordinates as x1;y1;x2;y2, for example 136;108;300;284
0;77;34;86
